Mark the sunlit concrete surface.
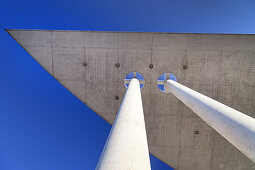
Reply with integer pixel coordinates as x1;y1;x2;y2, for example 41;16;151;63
165;79;255;163
96;78;150;170
7;29;255;170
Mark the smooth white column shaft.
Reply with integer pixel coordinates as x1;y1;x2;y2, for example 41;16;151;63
96;78;151;170
165;79;255;163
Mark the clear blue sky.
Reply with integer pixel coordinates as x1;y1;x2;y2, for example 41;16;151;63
0;0;254;169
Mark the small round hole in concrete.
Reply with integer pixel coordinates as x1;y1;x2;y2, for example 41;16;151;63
83;62;87;67
124;72;145;89
115;63;120;68
194;130;199;135
149;64;153;69
115;96;119;100
157;73;178;93
183;64;188;70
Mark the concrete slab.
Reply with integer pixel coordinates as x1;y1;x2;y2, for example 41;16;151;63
119;32;152;50
20;30;51;47
53;47;85;81
85;47;119;81
85;32;118;48
7;29;255;170
52;31;84;48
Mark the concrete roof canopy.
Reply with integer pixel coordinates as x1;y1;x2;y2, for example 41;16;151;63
7;29;255;170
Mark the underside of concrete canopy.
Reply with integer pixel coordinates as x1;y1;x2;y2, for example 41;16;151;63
7;29;255;170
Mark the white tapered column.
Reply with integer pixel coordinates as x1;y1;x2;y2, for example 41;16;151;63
165;79;255;163
96;78;151;170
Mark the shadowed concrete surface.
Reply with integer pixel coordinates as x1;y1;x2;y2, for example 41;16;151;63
7;29;255;170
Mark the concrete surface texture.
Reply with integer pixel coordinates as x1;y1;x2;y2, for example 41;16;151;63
165;79;255;163
96;78;151;170
7;29;255;170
